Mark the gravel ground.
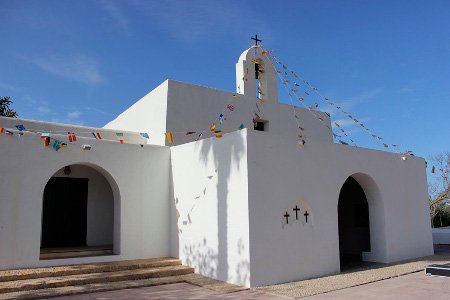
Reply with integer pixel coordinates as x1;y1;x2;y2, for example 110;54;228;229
256;249;450;299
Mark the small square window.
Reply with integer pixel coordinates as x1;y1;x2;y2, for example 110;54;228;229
253;120;268;131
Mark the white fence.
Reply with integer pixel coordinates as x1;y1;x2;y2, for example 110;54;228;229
432;228;450;244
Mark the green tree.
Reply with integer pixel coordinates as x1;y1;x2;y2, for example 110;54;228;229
0;96;18;118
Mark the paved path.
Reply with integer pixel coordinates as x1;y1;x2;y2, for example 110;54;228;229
304;272;450;299
50;246;450;299
52;272;450;300
51;282;288;300
257;247;450;298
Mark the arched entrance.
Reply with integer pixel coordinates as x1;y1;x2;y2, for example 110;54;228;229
338;176;371;269
40;164;116;259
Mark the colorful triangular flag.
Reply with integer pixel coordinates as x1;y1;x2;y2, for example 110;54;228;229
43;137;50;147
195;132;204;141
40;131;50;138
91;132;102;140
140;132;149;139
165;132;173;144
115;132;124;144
52;140;62;151
68;132;77;142
214;130;223;138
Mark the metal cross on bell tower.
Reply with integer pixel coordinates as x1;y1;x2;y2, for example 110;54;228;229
251;34;262;46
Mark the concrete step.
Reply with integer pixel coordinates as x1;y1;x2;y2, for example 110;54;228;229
0;257;181;282
0;264;194;294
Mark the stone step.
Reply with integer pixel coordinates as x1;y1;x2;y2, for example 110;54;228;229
0;276;185;300
40;248;114;260
0;273;247;300
0;265;194;294
0;257;181;282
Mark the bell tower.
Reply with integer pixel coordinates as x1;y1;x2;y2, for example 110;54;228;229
235;42;278;103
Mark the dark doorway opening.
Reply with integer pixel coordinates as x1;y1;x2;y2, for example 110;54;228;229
338;177;371;270
41;177;88;248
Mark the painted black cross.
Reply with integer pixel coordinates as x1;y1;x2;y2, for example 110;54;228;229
284;211;290;224
304;211;309;223
293;205;300;220
251;34;262;46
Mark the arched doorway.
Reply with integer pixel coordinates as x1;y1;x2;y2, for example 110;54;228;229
338;176;371;269
40;164;116;259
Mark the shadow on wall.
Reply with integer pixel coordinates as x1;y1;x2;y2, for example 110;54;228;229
183;238;218;278
197;130;246;282
235;237;250;284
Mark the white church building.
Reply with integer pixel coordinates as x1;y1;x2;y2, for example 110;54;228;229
0;46;434;287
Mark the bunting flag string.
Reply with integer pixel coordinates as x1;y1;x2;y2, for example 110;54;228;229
247;49;308;146
0;126;80;152
4;44;394;153
0;86;250;152
265;48;404;152
262;49;338;146
272;53;355;145
1;80;250;148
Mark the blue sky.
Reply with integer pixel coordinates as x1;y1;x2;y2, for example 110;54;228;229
1;0;449;170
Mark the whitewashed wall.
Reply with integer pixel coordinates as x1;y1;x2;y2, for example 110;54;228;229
102;46;332;147
164;80;332;147
170;130;251;287
0;117;147;145
104;81;168;145
0;119;171;270
246;130;434;286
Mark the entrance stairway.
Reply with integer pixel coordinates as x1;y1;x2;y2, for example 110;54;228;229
0;257;195;299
